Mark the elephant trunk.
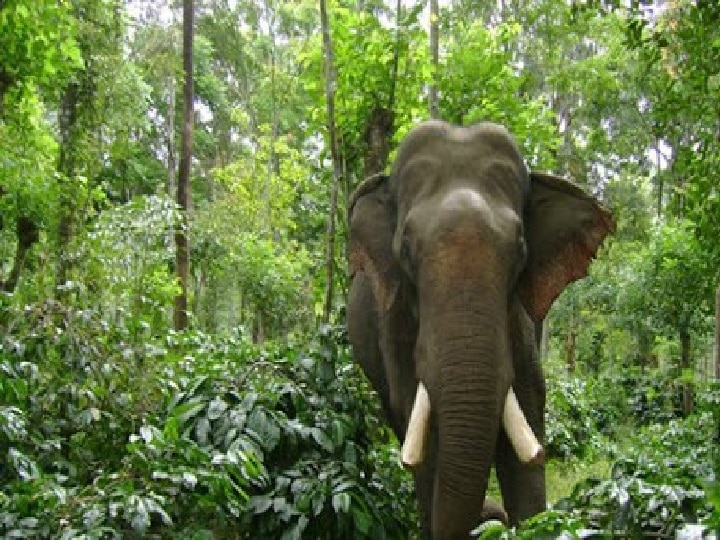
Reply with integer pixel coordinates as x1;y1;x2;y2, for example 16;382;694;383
419;267;511;539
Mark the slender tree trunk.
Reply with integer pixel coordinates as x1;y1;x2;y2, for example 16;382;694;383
715;279;720;379
679;327;693;416
389;0;402;109
56;82;80;290
638;330;651;374
167;76;176;196
655;136;663;218
174;0;194;331
1;216;39;293
539;317;550;362
565;325;576;374
359;0;401;180
428;0;439;119
320;0;342;325
362;107;394;178
264;0;277;236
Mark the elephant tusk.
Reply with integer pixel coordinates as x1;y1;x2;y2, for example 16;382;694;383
401;381;430;469
401;384;543;469
503;387;545;466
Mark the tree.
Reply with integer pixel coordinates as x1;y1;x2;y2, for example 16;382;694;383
644;222;714;414
428;0;439;119
174;0;194;330
0;0;81;292
320;0;343;325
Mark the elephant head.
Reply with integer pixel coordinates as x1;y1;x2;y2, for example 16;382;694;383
347;121;613;539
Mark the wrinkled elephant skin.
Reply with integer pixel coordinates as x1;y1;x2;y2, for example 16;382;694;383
347;121;613;539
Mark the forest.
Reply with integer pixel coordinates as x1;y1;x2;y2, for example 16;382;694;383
1;0;719;538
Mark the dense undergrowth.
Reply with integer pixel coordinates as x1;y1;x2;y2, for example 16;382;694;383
0;299;415;538
2;296;719;538
487;374;720;539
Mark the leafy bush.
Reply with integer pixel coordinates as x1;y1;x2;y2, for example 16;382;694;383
480;392;719;539
0;301;417;538
556;411;716;537
75;194;180;335
585;372;628;436
545;377;601;459
623;368;681;426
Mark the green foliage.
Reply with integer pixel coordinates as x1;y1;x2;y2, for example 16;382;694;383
237;333;417;538
0;0;81;239
211;129;313;237
0;299;416;538
299;1;429;176
0;85;61;228
0;299;230;537
480;383;720;539
552;411;716;537
0;0;82;93
545;377;600;459
437;21;560;169
623;368;681;426
544;373;628;460
73;195;179;334
192;194;316;338
597;220;711;356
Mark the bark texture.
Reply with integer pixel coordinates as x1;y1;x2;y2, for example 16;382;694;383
320;0;342;324
174;0;194;330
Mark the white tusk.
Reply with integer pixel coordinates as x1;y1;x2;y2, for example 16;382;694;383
401;382;431;469
502;387;545;466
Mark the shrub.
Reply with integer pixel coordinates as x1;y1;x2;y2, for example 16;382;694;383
0;302;417;538
545;377;600;459
623;368;681;426
479;403;718;539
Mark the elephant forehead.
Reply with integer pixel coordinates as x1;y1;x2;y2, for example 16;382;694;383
436;188;519;232
439;188;490;214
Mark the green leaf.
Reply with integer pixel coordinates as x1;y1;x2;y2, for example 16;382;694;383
207;397;228;420
332;491;351;514
170;400;205;424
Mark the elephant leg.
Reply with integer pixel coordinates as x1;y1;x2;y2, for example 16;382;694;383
495;429;545;525
414;427;438;539
496;306;547;524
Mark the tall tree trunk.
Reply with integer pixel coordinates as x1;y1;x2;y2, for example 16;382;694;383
565;324;576;374
655;135;664;218
679;327;693;416
56;82;80;290
638;330;652;374
320;0;342;325
167;76;176;196
264;0;277;236
362;107;394;178
174;0;194;331
1;216;39;293
539;317;550;362
360;0;401;180
428;0;439;119
715;279;720;379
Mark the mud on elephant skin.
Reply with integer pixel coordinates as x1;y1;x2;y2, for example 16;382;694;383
346;120;613;540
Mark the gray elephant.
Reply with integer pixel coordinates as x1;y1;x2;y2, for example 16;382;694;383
346;120;613;540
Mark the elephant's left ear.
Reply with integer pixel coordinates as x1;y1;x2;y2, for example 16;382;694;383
518;172;615;322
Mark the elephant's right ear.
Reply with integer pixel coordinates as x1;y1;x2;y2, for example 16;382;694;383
348;174;402;312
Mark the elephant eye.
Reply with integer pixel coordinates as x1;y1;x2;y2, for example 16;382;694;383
515;218;527;261
400;237;417;278
518;235;528;265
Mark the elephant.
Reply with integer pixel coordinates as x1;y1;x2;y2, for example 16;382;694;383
346;120;613;540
